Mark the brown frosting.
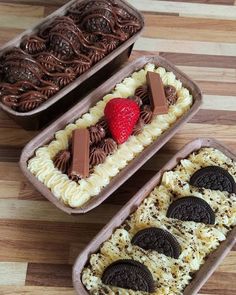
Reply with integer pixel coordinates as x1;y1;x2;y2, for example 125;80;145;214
140;105;153;124
89;147;106;166
96;117;109;134
68;0;141;41
128;95;143;107
135;85;150;105
102;37;119;53
89;125;106;145
36;53;65;72
52;68;76;88
17;91;47;112
132;118;144;135
21;36;46;55
164;85;178;106
91;50;106;64
0;0;141;112
100;138;117;155
54;149;71;173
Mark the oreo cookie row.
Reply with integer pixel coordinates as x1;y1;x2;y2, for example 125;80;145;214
82;150;236;294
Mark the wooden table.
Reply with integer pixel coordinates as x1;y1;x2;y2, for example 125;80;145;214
0;0;235;294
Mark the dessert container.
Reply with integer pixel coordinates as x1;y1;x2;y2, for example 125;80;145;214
72;138;236;295
19;55;202;214
0;0;144;130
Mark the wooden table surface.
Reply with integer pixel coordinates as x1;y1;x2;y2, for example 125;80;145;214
0;0;236;294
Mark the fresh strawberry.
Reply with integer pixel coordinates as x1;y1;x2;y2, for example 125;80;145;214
104;98;140;144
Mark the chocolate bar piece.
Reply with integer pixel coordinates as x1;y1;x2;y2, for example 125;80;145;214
147;71;168;115
69;128;89;179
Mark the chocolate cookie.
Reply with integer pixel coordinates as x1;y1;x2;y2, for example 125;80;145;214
101;259;155;292
190;166;236;193
131;227;181;259
167;196;215;224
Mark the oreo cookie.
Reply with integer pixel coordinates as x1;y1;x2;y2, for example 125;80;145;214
190;166;236;193
167;196;215;224
131;227;181;259
101;259;155;292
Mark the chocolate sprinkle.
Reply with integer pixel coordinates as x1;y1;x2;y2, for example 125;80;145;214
102;259;155;292
167;196;215;224
190;166;236;193
131;227;181;259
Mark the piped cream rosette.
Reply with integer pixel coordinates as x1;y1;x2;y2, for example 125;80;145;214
28;63;193;208
82;148;236;295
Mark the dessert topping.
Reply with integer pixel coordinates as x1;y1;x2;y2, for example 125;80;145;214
147;71;168;115
140;105;153;124
89;147;106;166
104;98;140;144
164;85;178;106
99;138;117;155
68;128;90;180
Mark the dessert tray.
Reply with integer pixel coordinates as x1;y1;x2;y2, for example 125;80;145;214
73;138;236;295
20;55;202;214
0;0;144;129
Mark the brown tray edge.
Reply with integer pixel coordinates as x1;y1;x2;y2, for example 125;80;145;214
19;55;202;215
0;0;144;117
72;137;236;295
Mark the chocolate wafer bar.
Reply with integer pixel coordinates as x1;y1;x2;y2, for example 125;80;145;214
147;71;168;115
69;128;89;179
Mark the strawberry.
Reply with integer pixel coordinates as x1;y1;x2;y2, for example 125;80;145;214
104;98;140;144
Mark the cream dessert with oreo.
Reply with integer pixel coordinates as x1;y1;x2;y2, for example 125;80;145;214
81;147;236;294
27;63;193;208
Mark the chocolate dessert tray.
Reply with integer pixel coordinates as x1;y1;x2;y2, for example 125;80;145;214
73;138;236;295
0;0;144;130
20;55;202;214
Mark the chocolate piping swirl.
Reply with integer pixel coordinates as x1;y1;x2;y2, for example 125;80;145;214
89;125;106;145
89;147;106;166
140;105;153;124
21;36;46;55
99;138;117;155
135;85;150;105
164;85;178;106
54;149;71;173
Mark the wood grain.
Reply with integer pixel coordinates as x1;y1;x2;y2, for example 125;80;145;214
0;0;235;295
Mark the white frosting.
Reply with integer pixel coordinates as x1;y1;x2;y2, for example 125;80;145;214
82;148;236;294
28;63;193;208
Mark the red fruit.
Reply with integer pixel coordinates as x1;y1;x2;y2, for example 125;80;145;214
104;98;140;144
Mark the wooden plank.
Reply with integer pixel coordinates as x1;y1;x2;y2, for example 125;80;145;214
0;3;44;17
202;95;236;111
0;286;75;295
0;199;121;223
200;272;236;294
0;262;27;286
127;0;236;20
134;37;236;56
143;14;236;42
26;263;72;287
190;109;236;125
159;52;236;69
179;66;236;83
163;0;235;4
197;81;236;95
0;15;43;30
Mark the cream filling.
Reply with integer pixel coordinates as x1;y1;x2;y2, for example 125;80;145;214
82;148;236;295
28;63;193;208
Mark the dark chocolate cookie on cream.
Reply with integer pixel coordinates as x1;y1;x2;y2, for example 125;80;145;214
131;227;181;259
102;259;155;292
190;166;236;193
167;196;215;225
